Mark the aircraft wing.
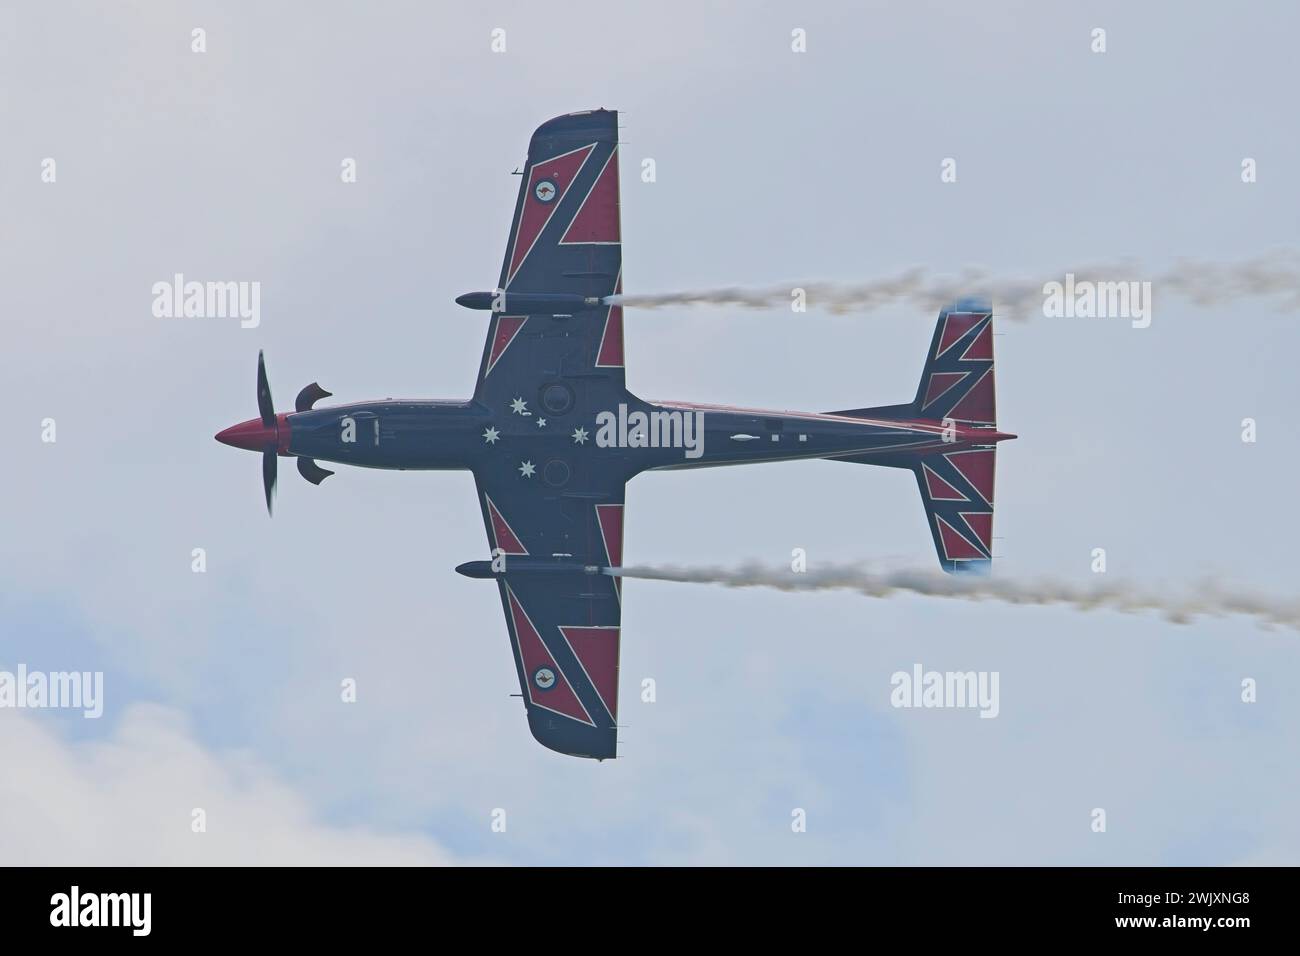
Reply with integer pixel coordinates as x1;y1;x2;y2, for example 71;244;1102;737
474;109;624;400
468;110;630;759
472;469;626;759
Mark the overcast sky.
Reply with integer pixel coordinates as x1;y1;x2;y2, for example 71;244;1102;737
2;0;1298;865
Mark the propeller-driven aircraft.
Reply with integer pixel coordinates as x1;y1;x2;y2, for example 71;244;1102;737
216;109;1016;759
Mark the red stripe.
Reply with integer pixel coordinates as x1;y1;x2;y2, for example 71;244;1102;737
487;496;528;554
508;145;595;283
560;626;619;721
561;147;620;245
946;449;995;504
936;515;985;560
485;316;527;376
508;589;592;725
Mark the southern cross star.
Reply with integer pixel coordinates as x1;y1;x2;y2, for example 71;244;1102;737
518;460;535;478
572;427;589;445
482;426;500;444
509;397;530;416
536;418;547;428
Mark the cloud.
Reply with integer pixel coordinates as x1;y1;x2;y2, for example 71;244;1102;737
2;0;1299;866
0;703;467;865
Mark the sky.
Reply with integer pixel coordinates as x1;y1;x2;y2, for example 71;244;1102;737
2;0;1298;865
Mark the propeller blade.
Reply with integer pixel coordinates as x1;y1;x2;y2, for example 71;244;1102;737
256;350;275;428
295;382;333;412
297;456;334;485
262;443;277;515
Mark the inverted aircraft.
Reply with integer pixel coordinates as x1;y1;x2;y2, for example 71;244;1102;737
216;109;1016;759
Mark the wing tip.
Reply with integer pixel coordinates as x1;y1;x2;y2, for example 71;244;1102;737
531;108;619;149
527;714;617;760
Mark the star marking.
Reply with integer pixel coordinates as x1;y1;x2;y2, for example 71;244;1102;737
510;397;531;416
518;460;535;478
536;418;547;428
482;426;500;444
572;427;589;445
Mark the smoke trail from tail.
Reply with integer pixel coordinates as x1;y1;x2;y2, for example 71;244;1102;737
606;250;1300;319
610;563;1300;632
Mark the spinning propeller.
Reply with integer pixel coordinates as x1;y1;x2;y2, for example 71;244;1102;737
214;352;334;514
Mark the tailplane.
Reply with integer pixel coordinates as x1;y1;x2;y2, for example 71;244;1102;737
830;299;1010;574
910;445;999;574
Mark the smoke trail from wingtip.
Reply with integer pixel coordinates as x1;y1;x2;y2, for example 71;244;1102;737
610;562;1300;632
605;250;1300;319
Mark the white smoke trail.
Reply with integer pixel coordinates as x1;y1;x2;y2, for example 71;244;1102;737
606;250;1300;320
610;562;1300;632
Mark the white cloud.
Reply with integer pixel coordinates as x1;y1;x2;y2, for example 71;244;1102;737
2;0;1298;865
0;704;467;865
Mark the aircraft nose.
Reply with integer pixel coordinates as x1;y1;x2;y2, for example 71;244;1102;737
215;417;277;451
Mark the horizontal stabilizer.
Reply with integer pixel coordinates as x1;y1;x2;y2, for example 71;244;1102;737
913;447;997;573
830;300;1008;574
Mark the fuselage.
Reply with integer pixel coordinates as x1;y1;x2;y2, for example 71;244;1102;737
220;393;1011;479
